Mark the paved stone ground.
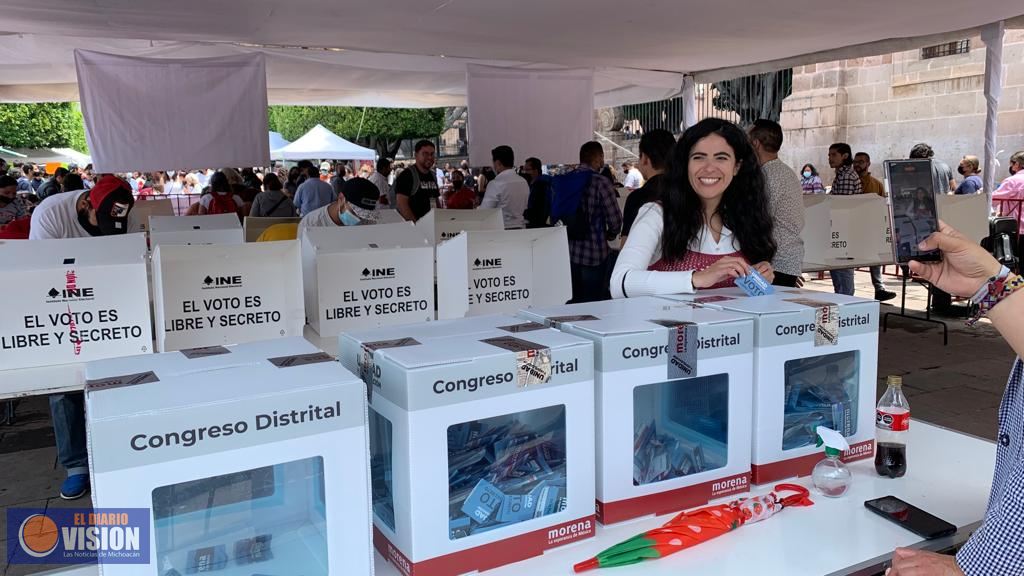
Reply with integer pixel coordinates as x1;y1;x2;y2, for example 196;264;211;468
0;269;1015;575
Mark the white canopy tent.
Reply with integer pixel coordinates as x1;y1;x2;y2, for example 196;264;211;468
0;2;1020;107
271;124;376;161
269;131;290;152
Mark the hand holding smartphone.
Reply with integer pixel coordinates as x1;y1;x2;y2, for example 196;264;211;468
884;159;943;265
864;496;956;539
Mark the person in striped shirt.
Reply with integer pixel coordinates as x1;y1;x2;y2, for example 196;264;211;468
827;143;861;295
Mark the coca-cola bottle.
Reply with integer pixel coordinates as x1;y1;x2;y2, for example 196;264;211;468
875;375;909;478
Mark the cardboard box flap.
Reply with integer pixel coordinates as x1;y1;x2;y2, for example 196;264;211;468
303;222;428;253
380;326;589;369
153;238;299;262
519;296;685;324
340;314;525;344
85;337;319;383
86;358;360;421
415;208;504;245
149;213;241;233
563;307;752;338
0;233;147;271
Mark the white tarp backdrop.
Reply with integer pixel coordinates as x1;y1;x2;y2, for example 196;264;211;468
75;50;269;172
467;65;594;167
0;2;1019;107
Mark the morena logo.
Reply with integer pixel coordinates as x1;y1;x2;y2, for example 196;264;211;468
473;257;502;270
360;267;396;280
201;275;243;289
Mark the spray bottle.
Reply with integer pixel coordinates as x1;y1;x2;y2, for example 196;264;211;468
812;426;852;498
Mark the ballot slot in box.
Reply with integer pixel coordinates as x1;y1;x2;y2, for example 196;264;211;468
519;302;754;524
436;227;572;319
151;241;305;352
0;233;152;374
661;287;879;485
352;322;595;576
84;341;373;576
149;213;244;248
301;222;434;335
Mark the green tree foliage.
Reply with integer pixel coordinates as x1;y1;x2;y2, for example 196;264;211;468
0;103;89;152
269;106;445;158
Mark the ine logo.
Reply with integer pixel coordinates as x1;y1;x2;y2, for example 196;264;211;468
473;257;502;270
45;271;95;303
201;275;243;290
361;267;396;281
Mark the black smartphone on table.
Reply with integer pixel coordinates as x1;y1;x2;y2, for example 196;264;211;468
864;496;957;539
884;159;943;264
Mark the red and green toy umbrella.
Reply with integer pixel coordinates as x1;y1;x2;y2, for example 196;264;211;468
574;483;814;572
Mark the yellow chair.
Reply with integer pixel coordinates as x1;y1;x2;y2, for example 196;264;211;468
255;222;299;242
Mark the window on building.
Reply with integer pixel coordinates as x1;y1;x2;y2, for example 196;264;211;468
921;39;970;59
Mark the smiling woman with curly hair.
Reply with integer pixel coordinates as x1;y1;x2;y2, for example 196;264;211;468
611;117;777;298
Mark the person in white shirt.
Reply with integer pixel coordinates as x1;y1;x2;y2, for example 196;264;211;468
368;158;394;208
29;176;136;502
298;177;381;236
610;118;776;298
622;161;644;191
480;145;529;229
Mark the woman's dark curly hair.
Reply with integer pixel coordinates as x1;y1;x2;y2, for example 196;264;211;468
662;117;776;265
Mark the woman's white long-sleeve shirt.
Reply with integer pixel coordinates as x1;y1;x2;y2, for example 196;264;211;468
610;203;741;298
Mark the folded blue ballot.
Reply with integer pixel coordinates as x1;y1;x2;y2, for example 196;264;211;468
734;268;774;296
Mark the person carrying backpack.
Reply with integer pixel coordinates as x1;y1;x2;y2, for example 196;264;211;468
550;141;622;303
199;171;244;217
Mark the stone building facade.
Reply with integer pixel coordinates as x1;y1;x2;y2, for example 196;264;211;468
779;31;1024;188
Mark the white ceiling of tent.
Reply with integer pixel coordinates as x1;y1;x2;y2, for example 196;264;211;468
0;0;1022;106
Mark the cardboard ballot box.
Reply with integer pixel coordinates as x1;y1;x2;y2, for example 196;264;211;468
415;208;504;245
519;303;754;524
437;227;572;319
149;214;244;248
152;241;305;352
127;198;174;235
661;288;879;485
244;216;302;242
376;209;407;224
84;339;373;576
0;234;152;372
518;295;690;327
301;223;434;335
354;324;596;576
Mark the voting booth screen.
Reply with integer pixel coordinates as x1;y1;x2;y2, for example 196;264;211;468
633;374;729;486
369;408;396;531
783;351;860;451
447;405;567;540
152;456;328;575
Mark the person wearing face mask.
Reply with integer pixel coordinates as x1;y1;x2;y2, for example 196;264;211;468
611;118;776;297
0;175;29;226
993;151;1024;234
297;177;380;235
953;155;983;195
28;175;135;500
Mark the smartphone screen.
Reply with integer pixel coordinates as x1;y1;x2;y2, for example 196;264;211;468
864;496;957;539
884;159;942;264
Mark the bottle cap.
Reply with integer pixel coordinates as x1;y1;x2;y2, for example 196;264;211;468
887;375;902;388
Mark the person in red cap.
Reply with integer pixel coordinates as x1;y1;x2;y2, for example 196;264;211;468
29;174;135;500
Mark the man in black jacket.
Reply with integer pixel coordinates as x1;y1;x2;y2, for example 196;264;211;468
37;166;68;199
